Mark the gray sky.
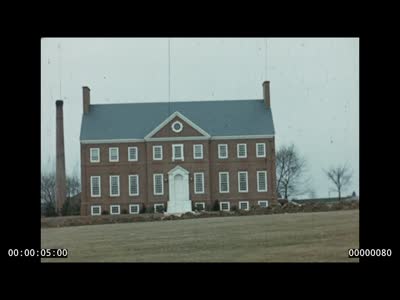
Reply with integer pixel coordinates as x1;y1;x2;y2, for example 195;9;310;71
41;37;359;198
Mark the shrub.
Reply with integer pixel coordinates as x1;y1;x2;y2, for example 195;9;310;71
102;210;109;215
141;204;146;214
146;206;155;214
121;209;128;214
231;205;237;212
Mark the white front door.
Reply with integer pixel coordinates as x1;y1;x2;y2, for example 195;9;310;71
174;174;184;202
168;165;192;213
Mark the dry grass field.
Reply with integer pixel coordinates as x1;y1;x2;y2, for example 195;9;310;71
41;210;359;262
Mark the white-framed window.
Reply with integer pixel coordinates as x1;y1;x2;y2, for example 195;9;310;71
110;205;120;215
194;202;205;211
238;171;248;193
154;203;165;213
237;144;247;158
109;147;119;162
257;171;268;192
218;144;228;159
153;173;164;195
171;120;183;133
194;172;205;194
128;146;138;161
90;148;100;163
129;204;140;214
90;176;101;197
220;201;230;211
91;205;101;216
109;175;120;197
172;144;184;161
153;145;163;160
219;172;229;193
239;201;249;211
129;175;139;196
258;200;269;208
256;143;266;158
193;144;203;159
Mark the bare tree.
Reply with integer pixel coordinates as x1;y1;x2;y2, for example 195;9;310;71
324;164;353;201
66;174;80;198
276;144;311;200
41;172;56;216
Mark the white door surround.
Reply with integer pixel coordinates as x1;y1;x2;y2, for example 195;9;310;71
167;165;192;213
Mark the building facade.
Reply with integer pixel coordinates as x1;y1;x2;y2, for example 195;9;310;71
80;82;277;216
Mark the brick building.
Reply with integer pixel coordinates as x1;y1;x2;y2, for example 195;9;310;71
80;81;277;216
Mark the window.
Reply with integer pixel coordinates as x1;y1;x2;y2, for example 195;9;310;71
129;204;140;214
238;171;248;193
172;144;184;161
109;147;119;162
218;144;228;159
194;172;205;194
237;144;247;158
110;205;120;215
90;176;101;197
257;171;268;192
171;121;183;133
154;204;165;213
153;145;163;160
256;143;266;158
129;175;139;196
153;174;164;195
91;205;101;216
193;144;203;159
258;200;269;208
128;146;138;161
219;172;229;193
194;202;205;211
90;148;100;163
109;175;120;197
239;201;249;211
220;201;230;211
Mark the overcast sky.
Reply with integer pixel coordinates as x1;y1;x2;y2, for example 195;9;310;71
41;37;359;199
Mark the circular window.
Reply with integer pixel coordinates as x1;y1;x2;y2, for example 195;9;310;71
171;121;183;133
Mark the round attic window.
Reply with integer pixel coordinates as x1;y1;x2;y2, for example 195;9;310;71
171;121;183;133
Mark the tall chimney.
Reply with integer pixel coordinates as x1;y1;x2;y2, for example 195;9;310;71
83;86;90;114
55;100;66;215
262;81;270;109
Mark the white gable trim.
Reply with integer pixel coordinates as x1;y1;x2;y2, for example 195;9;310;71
144;111;211;140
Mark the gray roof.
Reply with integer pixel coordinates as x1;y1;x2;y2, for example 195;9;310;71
80;99;275;140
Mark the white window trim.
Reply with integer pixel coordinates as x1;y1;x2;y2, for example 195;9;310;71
237;143;247;158
91;205;101;216
218;144;228;159
258;200;269;208
172;144;184;161
129;204;140;214
194;172;205;194
128;146;138;161
109;175;120;197
219;172;230;193
256;143;266;158
90;176;101;198
154;203;165;212
90;148;100;163
194;202;205;210
193;144;204;159
220;201;230;211
257;171;268;192
109;147;119;162
153;145;163;160
171;120;184;133
153;173;164;195
239;201;250;211
110;205;120;215
129;175;140;196
238;171;249;193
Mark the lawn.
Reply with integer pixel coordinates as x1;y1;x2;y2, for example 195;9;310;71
41;209;359;262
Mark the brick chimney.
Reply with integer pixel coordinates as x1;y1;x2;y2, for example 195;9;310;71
55;100;67;215
262;81;271;109
83;86;90;114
